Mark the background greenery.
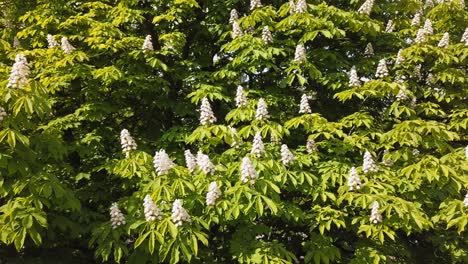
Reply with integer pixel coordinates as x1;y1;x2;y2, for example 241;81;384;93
0;0;467;263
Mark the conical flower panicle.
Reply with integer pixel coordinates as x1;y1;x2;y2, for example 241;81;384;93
251;132;266;157
348;167;362;191
369;201;382;224
236;85;248;107
7;54;30;89
349;66;362;87
184;150;197;173
425;0;434;9
289;0;296;14
47;34;59;48
294;44;307;63
262;26;273;44
413;64;422;80
232;20;243;39
414;28;426;44
437;32;449;48
196;151;216;175
299;94;311;114
143;195;162;222
142;35;153;52
461;28;468;45
110;203;126;229
423;19;433;35
280;144;295;166
464;192;468;207
385;20;395;33
426;73;434;85
241;157;259;184
411;13;421;27
199;98;217;125
171;199;191;227
295;0;307;13
153;149;175;175
120;129;137;158
61;37;75;54
375;59;389;78
206;182;221;206
306;139;317;153
465;145;468;160
395;49;404;65
363;150;378;173
358;0;374;15
364;42;374;56
396;88;409;101
255;98;269;121
229;9;239;24
0;107;6;121
250;0;262;10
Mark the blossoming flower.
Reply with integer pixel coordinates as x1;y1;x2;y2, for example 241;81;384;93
363;150;377;173
461;28;468;45
142;35;153;52
395;49;404;65
369;201;382;224
251;132;266;157
184;150;197;173
414;28;426;44
262;26;273;44
349;66;362;87
281;144;295;166
348;167;362;191
358;0;374;15
464;192;468;207
236;86;248;107
153;149;175;175
250;0;262;10
294;44;307;63
295;0;307;13
0;107;6;122
206;182;221;206
375;59;389;78
299;94;311;114
385;20;395;33
196;151;216;175
437;32;449;48
110;203;125;229
229;9;239;24
232;20;243;39
364;42;374;56
61;37;75;54
120;129;137;158
241;156;259;184
306;139;317;153
411;13;421;27
423;19;433;35
172;199;191;227
199;98;217;125
143;195;162;222
47;34;58;48
255;98;269;121
7;54;30;89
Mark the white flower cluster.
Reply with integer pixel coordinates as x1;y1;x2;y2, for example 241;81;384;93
232;21;243;39
0;107;6;122
172;199;191;227
250;0;262;10
426;73;434;86
306;139;317;153
7;54;30;89
348;167;362;191
120;129;137;158
294;44;307;63
464;192;468;207
423;19;433;35
349;66;362;87
206;182;221;206
385;20;395;33
281;144;295;166
358;0;374;15
363;150;377;174
414;64;422;80
289;0;296;14
262;26;273;44
184;150;197;173
410;97;417;108
369;201;382;224
251;132;266;157
299;94;311;114
437;32;449;48
143;195;162;222
425;0;434;8
200;98;217;125
364;42;374;56
241;157;259;184
396;88;409;101
61;37;75;54
465;145;468;160
461;28;468;45
411;13;421;27
229;9;239;24
196;151;216;175
236;86;248;107
47;34;59;48
142;35;153;52
294;0;308;13
375;59;389;78
110;203;126;229
414;28;427;44
395;49;404;65
153;149;175;175
256;98;269;121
